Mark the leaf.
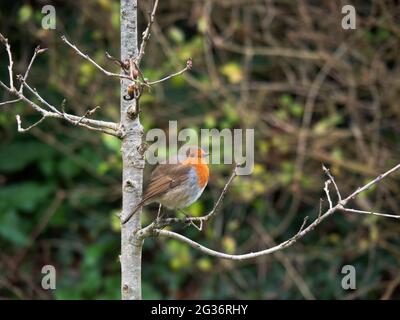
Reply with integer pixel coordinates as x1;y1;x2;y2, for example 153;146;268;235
222;236;236;254
197;16;207;33
220;62;243;84
18;5;33;24
197;258;212;272
0;210;29;246
0;141;54;173
168;27;185;44
187;201;204;217
110;211;121;232
0;182;53;212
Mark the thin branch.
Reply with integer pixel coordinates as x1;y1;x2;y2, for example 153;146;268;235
0;98;20;107
74;106;101;125
16;77;118;132
341;208;400;220
318;198;323;221
18;76;63;115
16;114;46;132
61;35;135;82
1;46;46;107
3;79;120;137
156;204;162;219
20;46;47;91
150;221;313;261
105;51;130;73
0;79;9;91
0;36;120;137
346;163;400;200
322;164;342;202
0;32;14;89
147;58;193;85
137;0;159;65
138;163;400;261
294;216;309;240
324;180;332;209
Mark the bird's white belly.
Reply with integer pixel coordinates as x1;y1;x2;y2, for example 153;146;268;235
159;170;206;209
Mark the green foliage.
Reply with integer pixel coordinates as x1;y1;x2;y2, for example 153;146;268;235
0;0;399;300
0;141;55;173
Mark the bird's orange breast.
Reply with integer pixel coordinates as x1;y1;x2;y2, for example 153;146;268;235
183;158;209;188
193;163;209;188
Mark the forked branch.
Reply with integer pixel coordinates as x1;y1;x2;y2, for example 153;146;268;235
0;32;121;137
138;163;400;261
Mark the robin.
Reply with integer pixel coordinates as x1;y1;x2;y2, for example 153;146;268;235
122;146;209;224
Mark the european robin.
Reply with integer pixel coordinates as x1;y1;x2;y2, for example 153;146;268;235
122;146;209;224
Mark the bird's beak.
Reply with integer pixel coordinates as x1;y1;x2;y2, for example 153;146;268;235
203;153;210;157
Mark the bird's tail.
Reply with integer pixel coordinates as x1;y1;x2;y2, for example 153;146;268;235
121;200;146;225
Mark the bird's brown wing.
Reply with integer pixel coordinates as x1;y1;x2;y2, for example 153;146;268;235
122;164;191;225
141;164;191;204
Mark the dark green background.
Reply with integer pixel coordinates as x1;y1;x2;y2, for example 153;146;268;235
0;0;399;299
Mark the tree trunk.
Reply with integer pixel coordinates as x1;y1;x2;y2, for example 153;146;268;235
120;0;144;300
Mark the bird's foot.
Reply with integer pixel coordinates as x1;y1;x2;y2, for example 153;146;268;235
178;210;203;231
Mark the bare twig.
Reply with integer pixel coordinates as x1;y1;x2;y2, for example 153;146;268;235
324;180;332;209
138;163;400;261
20;46;47;91
16;114;46;133
323;164;342;202
340;208;400;219
0;36;120;137
16;76;118;133
346;164;400;200
147;58;193;85
105;51;129;72
0;98;20;107
318;198;323;221
137;0;159;65
61;35;135;82
0;32;14;89
294;216;309;239
1;45;42;106
17;76;63;115
156;204;162;220
3;80;119;137
74;106;101;125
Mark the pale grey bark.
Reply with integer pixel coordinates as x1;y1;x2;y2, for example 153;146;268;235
120;0;145;300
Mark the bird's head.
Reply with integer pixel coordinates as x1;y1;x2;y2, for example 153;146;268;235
183;146;210;187
186;147;208;158
182;146;209;165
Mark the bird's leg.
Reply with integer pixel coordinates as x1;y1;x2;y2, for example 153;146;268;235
178;209;203;231
156;203;163;219
154;204;170;229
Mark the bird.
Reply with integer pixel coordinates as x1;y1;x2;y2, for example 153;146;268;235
122;146;209;224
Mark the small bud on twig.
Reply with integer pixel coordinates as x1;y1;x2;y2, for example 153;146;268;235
186;58;193;70
35;46;48;55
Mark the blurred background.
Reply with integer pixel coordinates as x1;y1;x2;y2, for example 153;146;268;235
0;0;400;299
